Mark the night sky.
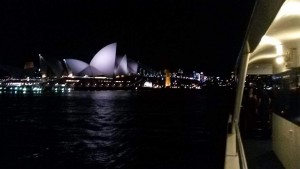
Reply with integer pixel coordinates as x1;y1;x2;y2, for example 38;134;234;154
1;0;255;76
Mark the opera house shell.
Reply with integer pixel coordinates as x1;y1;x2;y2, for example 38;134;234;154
64;43;138;77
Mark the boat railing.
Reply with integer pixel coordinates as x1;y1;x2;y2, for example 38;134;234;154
235;120;248;169
224;115;248;169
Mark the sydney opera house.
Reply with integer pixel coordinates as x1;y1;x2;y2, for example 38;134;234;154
0;43;141;78
41;43;138;77
0;42;161;91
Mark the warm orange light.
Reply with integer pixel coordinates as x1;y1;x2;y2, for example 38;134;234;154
164;69;171;88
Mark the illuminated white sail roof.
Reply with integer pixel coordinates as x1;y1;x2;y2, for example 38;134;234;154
78;66;102;76
115;55;129;75
127;58;138;74
64;59;89;76
90;43;117;76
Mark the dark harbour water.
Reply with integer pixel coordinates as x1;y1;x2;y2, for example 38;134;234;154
0;88;234;169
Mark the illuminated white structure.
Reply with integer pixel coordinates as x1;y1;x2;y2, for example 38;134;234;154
127;58;138;74
114;55;129;75
64;43;138;77
1;43;140;78
90;43;117;76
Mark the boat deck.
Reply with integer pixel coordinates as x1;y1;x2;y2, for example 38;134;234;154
242;132;285;169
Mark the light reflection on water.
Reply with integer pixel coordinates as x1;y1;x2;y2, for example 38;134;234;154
0;90;231;169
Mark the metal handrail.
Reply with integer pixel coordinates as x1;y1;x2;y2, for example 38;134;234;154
235;121;248;169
